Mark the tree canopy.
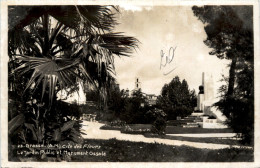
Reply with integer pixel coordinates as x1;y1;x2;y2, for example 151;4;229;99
7;5;139;158
8;5;139;107
157;76;197;120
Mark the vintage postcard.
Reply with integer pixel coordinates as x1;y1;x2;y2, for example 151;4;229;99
1;0;259;167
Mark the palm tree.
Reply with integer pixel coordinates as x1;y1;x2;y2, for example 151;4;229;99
8;5;138;107
8;6;138;149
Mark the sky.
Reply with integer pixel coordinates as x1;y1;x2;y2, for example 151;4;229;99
113;6;230;96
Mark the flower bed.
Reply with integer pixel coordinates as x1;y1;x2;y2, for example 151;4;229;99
100;124;152;134
99;125;122;131
120;125;152;134
99;119;127;131
121;125;151;134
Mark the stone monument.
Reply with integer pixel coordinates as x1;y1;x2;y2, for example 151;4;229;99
195;72;215;114
164;72;228;128
191;72;227;128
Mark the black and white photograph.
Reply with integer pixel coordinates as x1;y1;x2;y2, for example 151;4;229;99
1;0;259;167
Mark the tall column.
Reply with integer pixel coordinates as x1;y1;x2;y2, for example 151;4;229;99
202;72;205;86
196;72;205;111
204;74;214;101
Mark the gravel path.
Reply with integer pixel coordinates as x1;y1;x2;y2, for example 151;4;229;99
81;121;251;150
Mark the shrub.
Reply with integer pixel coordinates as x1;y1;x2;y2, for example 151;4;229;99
149;108;167;135
215;97;254;145
202;114;209;117
121;125;151;134
208;115;217;119
110;119;126;127
122;125;133;132
100;125;122;131
8;99;84;161
151;117;166;135
194;110;203;112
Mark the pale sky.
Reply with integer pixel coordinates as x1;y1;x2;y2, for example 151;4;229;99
113;6;230;96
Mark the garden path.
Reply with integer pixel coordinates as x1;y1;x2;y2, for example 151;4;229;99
81;121;251;150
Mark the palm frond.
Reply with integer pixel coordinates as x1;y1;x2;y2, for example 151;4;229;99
9;5;117;33
12;56;85;105
98;33;139;56
76;6;117;32
8;5;139;109
8;6;47;31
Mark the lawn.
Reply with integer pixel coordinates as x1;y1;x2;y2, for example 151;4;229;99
100;124;152;134
165;126;233;134
144;134;243;146
10;138;253;162
100;124;233;134
99;124;242;146
70;138;253;162
100;124;152;130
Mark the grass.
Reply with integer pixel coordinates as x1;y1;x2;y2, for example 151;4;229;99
71;138;253;162
128;124;152;129
100;124;152;134
144;134;243;146
100;124;233;134
100;124;151;130
100;125;122;131
165;126;233;134
9;138;253;162
100;125;241;146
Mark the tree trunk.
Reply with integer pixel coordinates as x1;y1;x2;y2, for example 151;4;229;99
227;56;237;97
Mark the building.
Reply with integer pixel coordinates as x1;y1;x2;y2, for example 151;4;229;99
145;94;158;105
134;77;141;91
128;77;158;106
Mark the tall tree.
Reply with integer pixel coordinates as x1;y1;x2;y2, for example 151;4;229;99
157;76;197;120
8;6;139;108
192;6;254;144
192;6;253;101
120;89;148;124
8;5;139;154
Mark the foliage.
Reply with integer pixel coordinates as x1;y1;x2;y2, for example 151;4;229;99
192;6;254;144
147;108;167;135
86;85;159;125
8;96;84;161
208;115;217;119
110;119;126;127
215;96;254;144
121;125;151;134
100;125;122;131
118;89;149;124
100;123;151;134
85;90;100;102
9;6;138;107
8;5;138;160
85;81;126;121
157;76;197;120
107;84;126;117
